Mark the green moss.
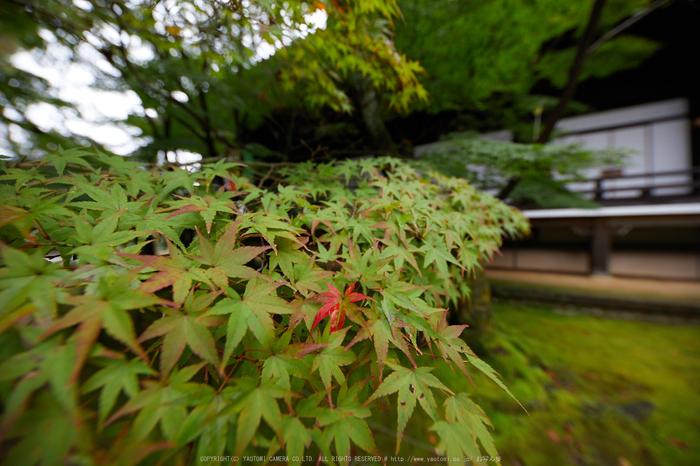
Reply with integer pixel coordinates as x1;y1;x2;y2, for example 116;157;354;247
371;301;700;465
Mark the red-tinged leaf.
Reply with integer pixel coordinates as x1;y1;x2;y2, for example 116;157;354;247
161;323;186;379
281;343;329;359
118;240;211;304
329;307;345;333
70;316;101;385
138;314;180;342
344;281;375;303
312;302;339;332
165;204;206;219
167;195;236;232
310;218;335;236
311;282;374;333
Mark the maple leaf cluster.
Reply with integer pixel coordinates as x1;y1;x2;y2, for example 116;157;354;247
0;149;528;465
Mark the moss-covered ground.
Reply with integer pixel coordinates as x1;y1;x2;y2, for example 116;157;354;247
369;300;700;466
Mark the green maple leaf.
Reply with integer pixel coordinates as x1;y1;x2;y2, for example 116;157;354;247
311;328;356;390
345;310;416;375
268;237;309;283
431;421;482;466
117;166;159;197
205;280;296;366
104;363;212;441
42;147;95;176
379;236;422;276
121;207;189;249
67;177;131;216
238;211;301;251
70;211;148;247
69;211;152;263
166;194;236;233
189;223;269;289
0;246;70;326
82;358;156;426
340;243;393;289
39;273;161;384
444;393;498;459
1;192;71;240
118;240;212;304
154;167;197;203
196;158;244;185
420;237;462;278
315;241;337;263
343;215;377;245
366;360;454;454
335;159;358;183
218;377;290;457
282;416;313;466
324;416;379;466
2;392;78;466
292;261;333;297
139;310;224;378
262;331;328;390
0;167;45;192
466;352;525;412
0;331;79;441
295;379;376;466
318;229;349;260
297;378;372;428
194;395;231;460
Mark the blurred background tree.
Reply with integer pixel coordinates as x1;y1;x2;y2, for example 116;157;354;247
0;0;425;161
392;0;666;143
1;0;677;161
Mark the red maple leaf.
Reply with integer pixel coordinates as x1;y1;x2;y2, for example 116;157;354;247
311;282;374;333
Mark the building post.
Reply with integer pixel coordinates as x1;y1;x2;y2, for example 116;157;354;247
591;218;611;275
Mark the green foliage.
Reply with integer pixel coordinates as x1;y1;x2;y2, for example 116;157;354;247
0;150;528;464
535;35;662;89
1;0;426;159
415;132;630;208
394;0;660;134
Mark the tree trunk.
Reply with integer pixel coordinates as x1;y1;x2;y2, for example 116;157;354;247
537;0;607;143
456;266;494;355
355;76;395;154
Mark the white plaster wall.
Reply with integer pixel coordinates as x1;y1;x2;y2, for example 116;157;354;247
650;119;693;195
556;98;689;133
554;99;692;199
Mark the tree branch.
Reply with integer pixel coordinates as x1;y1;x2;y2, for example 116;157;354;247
537;0;607;143
587;0;671;55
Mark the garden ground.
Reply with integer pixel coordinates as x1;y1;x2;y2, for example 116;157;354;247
367;300;700;466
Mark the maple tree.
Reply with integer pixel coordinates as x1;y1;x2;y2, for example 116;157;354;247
0;150;528;465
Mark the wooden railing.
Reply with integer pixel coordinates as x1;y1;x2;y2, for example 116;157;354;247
570;166;700;200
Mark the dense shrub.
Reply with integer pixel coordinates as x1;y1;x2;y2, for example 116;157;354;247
0;150;528;465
